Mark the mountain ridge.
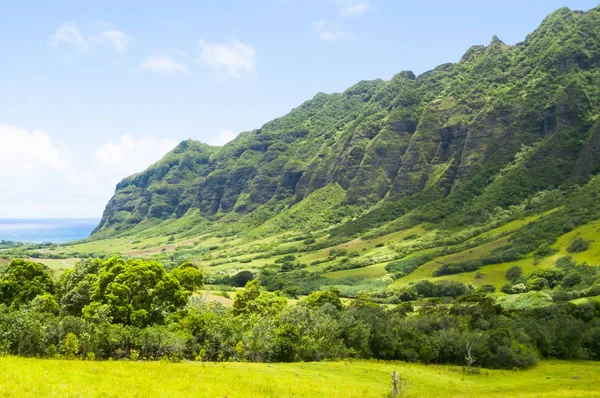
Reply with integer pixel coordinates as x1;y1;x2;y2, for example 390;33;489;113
93;5;600;243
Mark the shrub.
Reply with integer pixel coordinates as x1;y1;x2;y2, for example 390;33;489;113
497;291;552;310
230;271;255;287
534;243;558;260
432;260;482;276
506;266;522;281
511;283;528;293
63;333;79;359
385;254;436;276
527;277;549;291
567;238;590;253
476;284;496;293
275;255;296;264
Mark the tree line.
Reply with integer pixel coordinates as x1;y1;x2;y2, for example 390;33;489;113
0;257;599;368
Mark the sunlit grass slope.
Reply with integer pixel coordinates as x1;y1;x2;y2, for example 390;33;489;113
0;357;598;398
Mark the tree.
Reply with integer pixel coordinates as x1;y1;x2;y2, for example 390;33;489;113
83;257;189;327
465;342;476;373
170;261;203;292
230;271;255;287
506;266;522;281
63;332;79;359
0;259;54;309
567;238;590;253
57;259;101;316
302;288;343;310
232;280;286;317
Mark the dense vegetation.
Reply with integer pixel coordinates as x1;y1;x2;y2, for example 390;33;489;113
2;10;600;391
43;5;598;321
1;258;599;370
93;6;600;248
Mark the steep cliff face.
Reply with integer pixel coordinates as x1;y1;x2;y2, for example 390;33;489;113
94;6;600;238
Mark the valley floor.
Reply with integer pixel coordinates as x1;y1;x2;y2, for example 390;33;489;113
0;357;598;397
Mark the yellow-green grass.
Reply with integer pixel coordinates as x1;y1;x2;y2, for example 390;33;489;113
322;262;389;279
298;225;425;264
0;357;598;398
470;208;561;243
551;220;600;266
417;256;549;290
196;290;237;305
571;295;600;305
391;237;511;288
32;257;80;270
389;219;600;291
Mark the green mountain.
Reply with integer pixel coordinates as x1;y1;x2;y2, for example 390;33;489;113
95;6;600;241
82;6;600;299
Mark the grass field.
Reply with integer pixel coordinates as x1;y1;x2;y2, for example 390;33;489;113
0;357;598;397
33;258;81;270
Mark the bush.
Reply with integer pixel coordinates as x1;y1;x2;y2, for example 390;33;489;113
506;266;522;281
534;243;558;260
497;291;553;310
230;271;255;287
432;260;482;277
527;277;549;291
476;284;496;293
567;238;590;253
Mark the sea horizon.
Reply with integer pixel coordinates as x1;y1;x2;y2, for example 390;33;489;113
0;218;100;244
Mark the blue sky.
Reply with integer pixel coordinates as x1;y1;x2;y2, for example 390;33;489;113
0;0;598;218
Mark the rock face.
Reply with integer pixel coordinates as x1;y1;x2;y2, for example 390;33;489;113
94;6;600;237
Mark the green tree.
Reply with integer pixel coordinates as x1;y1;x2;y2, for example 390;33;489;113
170;261;203;292
0;259;54;309
83;257;189;327
232;280;286;317
302;288;343;310
567;238;590;253
506;266;522;281
63;332;79;359
57;259;101;316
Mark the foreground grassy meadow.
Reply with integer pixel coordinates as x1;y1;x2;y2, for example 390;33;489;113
0;358;598;398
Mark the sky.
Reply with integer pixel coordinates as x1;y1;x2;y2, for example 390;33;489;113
0;0;598;218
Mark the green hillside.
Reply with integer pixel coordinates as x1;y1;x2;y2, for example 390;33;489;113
37;6;595;305
94;6;600;243
2;8;600;385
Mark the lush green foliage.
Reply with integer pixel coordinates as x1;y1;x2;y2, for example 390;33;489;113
91;6;600;251
0;259;54;309
1;257;600;371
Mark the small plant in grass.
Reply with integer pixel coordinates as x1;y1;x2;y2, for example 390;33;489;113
63;333;79;359
390;370;409;397
465;342;476;374
130;349;140;361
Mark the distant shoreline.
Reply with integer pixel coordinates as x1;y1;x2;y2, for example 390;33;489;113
0;218;99;244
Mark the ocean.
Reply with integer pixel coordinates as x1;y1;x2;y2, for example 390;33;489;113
0;219;100;244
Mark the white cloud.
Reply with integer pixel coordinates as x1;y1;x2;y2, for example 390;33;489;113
49;21;130;55
140;55;190;75
197;39;256;78
89;29;131;55
206;130;238;146
333;0;371;16
94;134;178;178
0;126;179;218
48;22;88;52
0;125;68;177
312;20;354;41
